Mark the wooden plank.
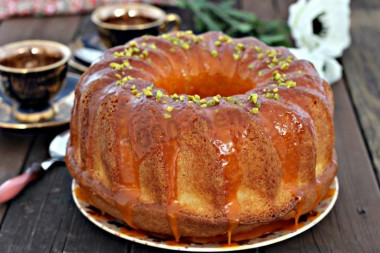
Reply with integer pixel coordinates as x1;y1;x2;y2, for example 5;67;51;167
0;15;81;45
262;81;380;252
241;0;293;21
0;131;34;225
0;14;81;249
0;130;66;253
341;3;380;183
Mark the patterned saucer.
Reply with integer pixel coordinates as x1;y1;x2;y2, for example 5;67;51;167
72;177;339;252
0;73;79;129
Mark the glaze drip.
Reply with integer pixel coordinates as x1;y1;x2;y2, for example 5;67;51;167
164;139;181;241
214;128;244;245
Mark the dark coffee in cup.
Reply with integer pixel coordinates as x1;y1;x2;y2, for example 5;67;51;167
0;51;63;69
91;3;181;48
102;15;157;26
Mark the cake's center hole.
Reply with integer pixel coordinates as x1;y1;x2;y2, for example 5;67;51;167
156;73;256;98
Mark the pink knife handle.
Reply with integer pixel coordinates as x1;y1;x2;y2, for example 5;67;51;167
0;163;44;204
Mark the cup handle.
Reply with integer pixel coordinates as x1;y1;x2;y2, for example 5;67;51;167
161;13;181;32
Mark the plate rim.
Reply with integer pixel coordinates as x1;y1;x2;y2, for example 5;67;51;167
72;177;339;252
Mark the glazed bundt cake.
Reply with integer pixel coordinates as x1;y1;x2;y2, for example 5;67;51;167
66;31;337;243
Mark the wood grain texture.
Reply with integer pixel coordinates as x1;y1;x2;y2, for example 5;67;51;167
0;1;379;253
0;131;65;253
0;15;81;45
342;2;380;184
0;12;80;240
0;131;34;225
241;0;294;21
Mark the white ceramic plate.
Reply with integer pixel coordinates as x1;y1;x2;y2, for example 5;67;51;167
72;177;338;252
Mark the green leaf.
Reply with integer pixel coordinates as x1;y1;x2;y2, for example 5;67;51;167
177;0;291;46
224;8;257;23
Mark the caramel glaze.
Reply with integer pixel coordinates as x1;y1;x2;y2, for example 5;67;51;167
66;31;337;244
73;183;334;245
164;139;181;242
205;107;247;245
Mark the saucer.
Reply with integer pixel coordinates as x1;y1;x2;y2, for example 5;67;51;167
0;73;79;129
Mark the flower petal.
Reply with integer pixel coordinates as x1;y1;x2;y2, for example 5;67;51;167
289;48;342;84
288;0;351;57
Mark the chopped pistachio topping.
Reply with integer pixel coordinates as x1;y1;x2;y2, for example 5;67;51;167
131;85;136;90
254;45;262;53
237;43;245;50
141;42;147;47
200;98;206;104
167;106;174;112
149;43;157;50
215;41;221;47
297;70;302;74
182;43;190;50
179;95;185;101
264;93;274;99
213;96;220;103
258;70;265;77
123;60;132;69
252;107;259;114
248;64;255;70
281;63;289;70
274;93;280;100
114;51;124;58
248;93;258;103
171;93;179;100
164;114;172;119
207;100;216;106
233;53;240;60
169;48;175;53
266;49;276;57
257;53;264;59
115;73;121;79
211;50;218;57
285;80;297;88
156;90;163;101
200;104;207;108
144;90;153;97
273;88;279;93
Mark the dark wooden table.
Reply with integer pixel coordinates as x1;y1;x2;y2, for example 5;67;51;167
1;1;379;252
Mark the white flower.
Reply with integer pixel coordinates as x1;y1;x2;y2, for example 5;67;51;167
289;47;342;84
288;0;351;58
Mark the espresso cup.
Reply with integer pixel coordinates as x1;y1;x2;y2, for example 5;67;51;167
0;40;71;123
91;3;181;48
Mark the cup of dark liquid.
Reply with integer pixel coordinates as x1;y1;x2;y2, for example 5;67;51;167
0;40;71;123
91;3;181;48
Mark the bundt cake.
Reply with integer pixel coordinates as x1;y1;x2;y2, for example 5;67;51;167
66;31;337;243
